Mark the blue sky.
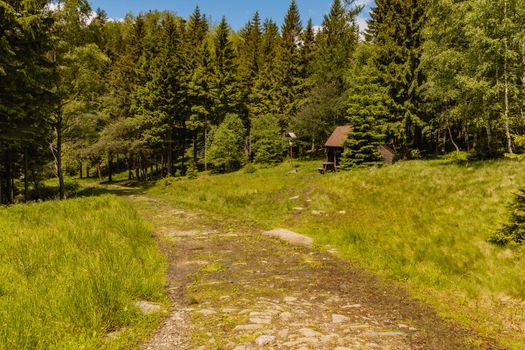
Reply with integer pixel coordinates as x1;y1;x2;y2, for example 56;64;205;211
89;0;374;31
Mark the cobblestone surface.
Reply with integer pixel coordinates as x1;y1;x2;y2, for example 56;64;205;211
130;195;492;350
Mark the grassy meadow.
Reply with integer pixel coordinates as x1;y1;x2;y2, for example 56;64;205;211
147;158;525;348
0;195;166;349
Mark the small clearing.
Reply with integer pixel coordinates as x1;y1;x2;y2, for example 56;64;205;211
130;194;498;350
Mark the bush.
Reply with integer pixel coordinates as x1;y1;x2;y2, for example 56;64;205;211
208;114;246;173
160;176;177;187
186;162;198;179
491;189;525;246
251;114;286;165
243;163;257;174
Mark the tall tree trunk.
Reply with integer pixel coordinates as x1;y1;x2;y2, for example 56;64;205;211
108;154;113;182
204;117;208;172
181;127;187;175
79;159;83;179
160;153;166;177
0;164;3;204
24;147;29;202
167;129;173;176
128;156;133;180
97;161;102;181
30;163;39;196
193;131;198;164
5;151;12;204
56;108;65;200
503;0;513;154
486;125;493;156
448;126;460;154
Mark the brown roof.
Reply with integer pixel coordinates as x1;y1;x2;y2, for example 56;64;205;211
325;125;353;148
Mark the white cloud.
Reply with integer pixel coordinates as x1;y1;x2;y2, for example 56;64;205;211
355;0;374;7
312;25;322;35
356;16;368;33
45;2;119;24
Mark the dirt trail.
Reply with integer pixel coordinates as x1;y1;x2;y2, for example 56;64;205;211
128;194;498;350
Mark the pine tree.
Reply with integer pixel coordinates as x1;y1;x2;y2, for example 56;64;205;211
133;13;187;176
300;19;317;80
251;19;282;118
210;17;242;125
342;45;388;168
491;189;525;245
295;0;360;151
366;0;428;158
0;0;54;203
186;8;212;168
238;12;262;121
276;0;303;122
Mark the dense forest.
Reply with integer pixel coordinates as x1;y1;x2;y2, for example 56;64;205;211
1;0;525;204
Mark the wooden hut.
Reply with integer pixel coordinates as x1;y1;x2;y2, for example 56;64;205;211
323;125;353;171
321;125;396;173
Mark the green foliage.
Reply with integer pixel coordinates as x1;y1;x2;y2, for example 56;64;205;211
342;44;387;168
504;135;525;161
243;163;257;174
251;114;286;164
208;114;246;172
275;0;304;120
492;190;525;246
0;195;166;348
365;0;428;157
295;0;361;153
186;161;198;179
210;17;242;124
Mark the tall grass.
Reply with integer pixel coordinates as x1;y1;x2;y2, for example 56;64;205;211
148;159;525;348
0;195;166;349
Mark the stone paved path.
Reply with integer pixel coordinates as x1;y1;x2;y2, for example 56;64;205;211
128;195;496;350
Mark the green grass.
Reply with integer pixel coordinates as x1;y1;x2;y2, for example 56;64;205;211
146;159;525;348
0;195;166;349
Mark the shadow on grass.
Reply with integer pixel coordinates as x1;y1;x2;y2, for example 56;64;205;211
74;178;159;199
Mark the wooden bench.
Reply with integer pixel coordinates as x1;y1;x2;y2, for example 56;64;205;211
318;162;337;174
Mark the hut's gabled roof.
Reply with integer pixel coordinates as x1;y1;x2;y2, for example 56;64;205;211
325;125;353;148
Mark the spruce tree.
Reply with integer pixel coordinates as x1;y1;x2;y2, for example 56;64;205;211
276;0;303;122
238;12;262;122
251;19;282;118
295;0;360;151
210;17;242;125
342;45;388;168
366;0;428;158
186;7;211;167
491;190;525;246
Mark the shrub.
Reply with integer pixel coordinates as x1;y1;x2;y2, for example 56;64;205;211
208;114;246;173
243;163;257;174
160;176;176;187
251;114;286;165
186;162;198;179
491;189;525;246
